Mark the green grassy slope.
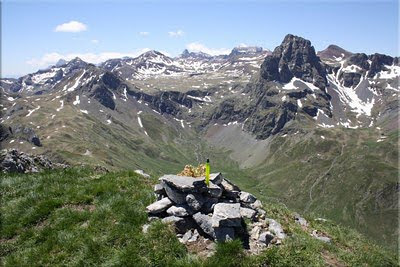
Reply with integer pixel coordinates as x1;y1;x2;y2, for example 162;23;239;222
1;168;397;266
234;127;399;251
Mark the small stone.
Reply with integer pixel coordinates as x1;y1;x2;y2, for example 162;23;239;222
311;230;331;243
220;178;240;192
294;213;308;227
267;219;286;239
182;229;194;243
142;224;150;234
212;203;242;228
240;207;257;220
186;193;204;211
259;231;274;245
250;225;261;240
135;169;150;178
250;200;263;209
166;205;194;217
239;192;257;203
209;173;223;185
146;197;173;214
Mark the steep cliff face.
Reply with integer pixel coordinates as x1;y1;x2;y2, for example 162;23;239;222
261;34;328;90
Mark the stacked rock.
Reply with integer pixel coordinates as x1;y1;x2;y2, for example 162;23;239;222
146;172;282;247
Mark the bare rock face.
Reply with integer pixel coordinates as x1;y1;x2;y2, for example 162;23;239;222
260;34;328;90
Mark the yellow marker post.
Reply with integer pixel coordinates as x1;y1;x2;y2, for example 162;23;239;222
205;158;210;187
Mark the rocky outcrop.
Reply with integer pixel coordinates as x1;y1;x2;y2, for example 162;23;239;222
260;34;327;89
0;149;68;173
145;172;287;254
9;124;42;147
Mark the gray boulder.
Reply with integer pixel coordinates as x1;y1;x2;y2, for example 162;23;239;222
186;193;205;211
212;203;242;228
267;219;286;239
146;197;173;214
294;213;308;227
193;212;215;238
182;229;199;243
240;207;257;220
239;192;257;204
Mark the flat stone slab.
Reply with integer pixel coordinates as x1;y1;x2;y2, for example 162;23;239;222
212;203;242;228
198;173;223;185
146;197;173;214
162;182;187;204
159;175;206;192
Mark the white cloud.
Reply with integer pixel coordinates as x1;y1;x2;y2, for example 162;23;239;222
91;39;99;44
26;49;151;68
139;31;149;36
186;42;231;56
54;21;87;33
168;30;184;37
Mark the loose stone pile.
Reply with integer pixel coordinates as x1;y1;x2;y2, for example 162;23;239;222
0;149;68;173
145;172;287;254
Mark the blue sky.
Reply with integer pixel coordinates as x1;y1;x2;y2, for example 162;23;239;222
2;0;399;77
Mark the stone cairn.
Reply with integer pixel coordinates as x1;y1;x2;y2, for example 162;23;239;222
145;172;287;255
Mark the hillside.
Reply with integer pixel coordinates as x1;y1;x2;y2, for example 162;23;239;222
1;168;397;266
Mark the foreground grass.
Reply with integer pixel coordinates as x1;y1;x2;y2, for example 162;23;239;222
1;168;398;266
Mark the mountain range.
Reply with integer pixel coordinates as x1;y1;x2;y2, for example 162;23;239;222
0;34;398;250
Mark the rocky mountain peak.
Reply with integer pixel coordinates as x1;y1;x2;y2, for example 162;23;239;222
229;46;264;57
180;49;212;59
260;34;327;89
317;44;352;61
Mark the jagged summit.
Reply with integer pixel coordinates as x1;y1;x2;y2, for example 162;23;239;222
260;34;327;89
180;49;212;59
